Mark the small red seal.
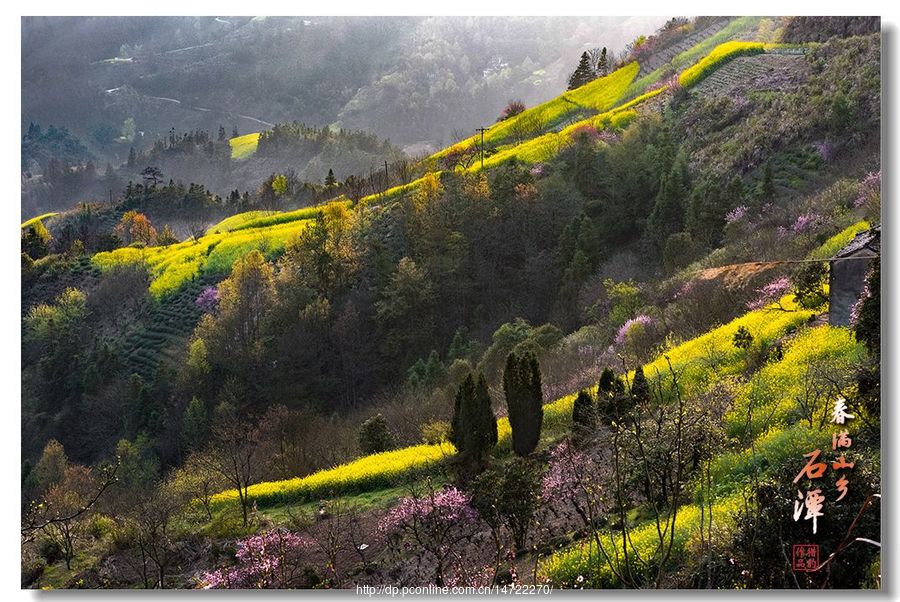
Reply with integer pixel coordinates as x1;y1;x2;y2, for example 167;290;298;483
792;544;820;572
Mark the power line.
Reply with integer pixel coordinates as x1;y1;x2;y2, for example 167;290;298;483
475;127;488;169
681;255;879;277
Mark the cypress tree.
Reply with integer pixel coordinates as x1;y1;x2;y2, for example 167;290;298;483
424;350;445;383
447;327;473;362
598;367;616;399
631;365;650;405
325;168;337;187
568;52;595;90
503;351;544;457
451;372;498;470
571;389;596;437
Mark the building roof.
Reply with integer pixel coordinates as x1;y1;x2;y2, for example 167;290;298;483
835;225;880;258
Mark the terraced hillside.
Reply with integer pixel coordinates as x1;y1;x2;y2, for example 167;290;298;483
119;277;210;379
636;17;732;76
690;52;811;97
87;29;801;306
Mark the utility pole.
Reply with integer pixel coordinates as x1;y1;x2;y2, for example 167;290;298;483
476;127;488;169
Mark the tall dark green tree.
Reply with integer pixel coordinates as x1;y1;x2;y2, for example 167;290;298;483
324;168;337;187
597;47;609;76
503;351;543;456
646;151;689;255
631;365;650;405
450;372;498;471
597;367;616;399
568;52;595;90
756;162;775;205
571;389;596;438
182;396;209;450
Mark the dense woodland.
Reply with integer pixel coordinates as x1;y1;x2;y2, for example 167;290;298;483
20;16;881;590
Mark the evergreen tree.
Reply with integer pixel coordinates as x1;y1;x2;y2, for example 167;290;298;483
21;220;51;260
855;259;880;356
450;372;497;470
756;162;775;205
324;168;337;187
631;365;650;405
568;52;595;90
127;146;137;168
182;396;209;449
646;152;689;255
503;351;543;456
571;389;596;438
598;367;616;399
358;413;396;454
447;327;474;362
423;350;445;383
597;47;609;76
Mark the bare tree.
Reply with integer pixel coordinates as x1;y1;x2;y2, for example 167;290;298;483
196;402;260;526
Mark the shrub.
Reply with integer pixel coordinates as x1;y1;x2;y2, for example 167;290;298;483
421;420;450;445
498;100;526;122
358;414;396;455
37;538;63;565
571;390;596;436
86;514;116;540
732;325;753;350
21;559;45;588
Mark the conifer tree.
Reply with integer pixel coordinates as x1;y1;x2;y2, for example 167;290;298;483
324;168;337;187
182;396;209;450
631;365;650;405
597;47;609;76
358;413;396;454
450;372;497;470
568;52;595;90
646;152;689;255
503;351;543;456
598;367;616;399
756;162;775;204
447;327;474;362
571;389;596;438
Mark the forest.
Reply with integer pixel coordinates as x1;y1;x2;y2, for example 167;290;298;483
19;15;881;590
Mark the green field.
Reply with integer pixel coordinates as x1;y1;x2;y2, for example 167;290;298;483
229;132;261;160
93;214;314;298
21;212;58;229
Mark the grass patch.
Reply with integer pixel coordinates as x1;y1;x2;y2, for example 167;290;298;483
229;132;261;160
21;212;58;229
807;220;871;260
433;62;639;160
207;211;276;234
92;217;313;298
